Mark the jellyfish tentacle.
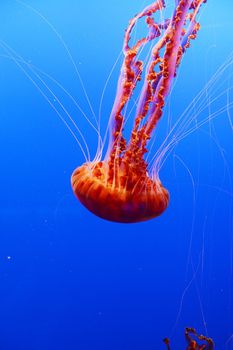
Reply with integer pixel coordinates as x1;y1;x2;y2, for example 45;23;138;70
124;1;184;175
0;39;90;161
107;1;166;186
16;0;97;124
108;0;206;194
152;52;233;173
163;337;171;350
144;0;194;138
125;21;171;167
131;0;206;171
185;327;215;350
198;334;215;350
124;0;206;177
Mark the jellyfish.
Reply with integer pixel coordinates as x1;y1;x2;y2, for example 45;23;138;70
163;328;214;350
71;0;207;223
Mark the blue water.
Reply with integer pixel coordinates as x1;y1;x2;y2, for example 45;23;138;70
0;1;233;349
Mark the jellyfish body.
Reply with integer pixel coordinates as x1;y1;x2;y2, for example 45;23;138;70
71;0;206;223
72;161;169;223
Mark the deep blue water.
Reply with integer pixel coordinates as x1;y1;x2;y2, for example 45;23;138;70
0;1;233;349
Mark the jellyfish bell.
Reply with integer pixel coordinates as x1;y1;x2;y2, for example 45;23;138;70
71;161;169;223
71;0;207;223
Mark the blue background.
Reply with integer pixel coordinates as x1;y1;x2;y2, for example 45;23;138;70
0;1;233;349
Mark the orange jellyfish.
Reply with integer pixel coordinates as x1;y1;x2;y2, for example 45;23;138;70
71;0;207;223
163;328;214;350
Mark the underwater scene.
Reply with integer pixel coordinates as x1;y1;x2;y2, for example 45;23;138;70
0;0;233;349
